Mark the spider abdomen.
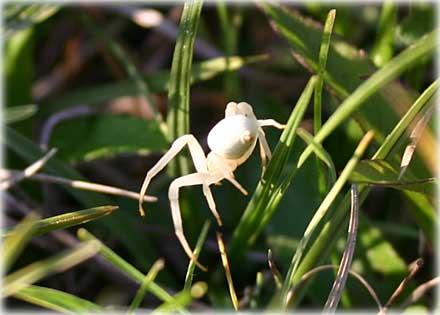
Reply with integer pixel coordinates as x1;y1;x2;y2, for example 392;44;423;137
207;115;258;159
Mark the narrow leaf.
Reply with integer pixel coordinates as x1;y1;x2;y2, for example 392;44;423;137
13;285;103;314
5;104;38;123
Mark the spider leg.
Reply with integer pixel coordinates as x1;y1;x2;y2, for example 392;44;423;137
258;119;286;129
169;173;222;271
139;135;208;216
225;175;248;196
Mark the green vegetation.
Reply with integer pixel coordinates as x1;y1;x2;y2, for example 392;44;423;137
2;1;437;313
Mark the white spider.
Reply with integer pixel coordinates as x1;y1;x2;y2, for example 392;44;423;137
138;101;285;270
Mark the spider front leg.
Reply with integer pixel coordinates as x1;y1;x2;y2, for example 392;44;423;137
139;135;209;216
169;172;223;271
257;119;286;172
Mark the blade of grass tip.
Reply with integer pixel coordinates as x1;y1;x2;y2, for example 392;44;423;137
314;9;336;197
323;184;360;314
5;104;38;123
13;285;104;313
32;205;118;236
297;30;437;169
280;131;374;305
217;232;239;310
268;249;283;289
289;80;438;306
1;170;157;202
167;0;203;177
297;127;337;185
398;104;435;180
79;14;165;131
3;240;100;297
1;147;57;190
229;76;317;260
250;272;264;308
152;282;207;315
3;213;39;272
76;228;177;305
128;259;165;313
400;276;440;309
371;0;397;67
184;220;211;291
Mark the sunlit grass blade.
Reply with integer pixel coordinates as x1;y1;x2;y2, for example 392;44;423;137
297;30;437;168
217;232;238;310
371;0;397;67
314;9;336;197
42;55;266;114
296;127;336;185
80;14;164;130
280;131;374;305
184;220;210;291
128;259;165;313
76;228;178;306
13;285;104;313
152;282;208;314
5;104;37;123
229;76;317;260
3;206;118;238
289;80;438;304
3;213;39;271
167;0;203;176
4;240;100;297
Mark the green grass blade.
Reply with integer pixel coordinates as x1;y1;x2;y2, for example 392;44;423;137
4;240;100;297
80;14;164;129
289;80;438;304
3;206;117;239
3;213;39;272
26;206;118;236
167;0;203;176
280;131;374;304
184;220;210;291
314;9;336;197
371;0;397;67
296;127;337;185
128;259;165;313
42;55;265;114
229;76;317;260
5;104;38;123
13;285;104;313
297;30;437;168
76;228;178;305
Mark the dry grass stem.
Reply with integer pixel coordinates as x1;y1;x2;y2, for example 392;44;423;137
216;232;238;310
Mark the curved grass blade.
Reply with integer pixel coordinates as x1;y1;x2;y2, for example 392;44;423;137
184;220;210;291
4;240;100;297
76;228;179;306
167;0;203;176
128;259;165;313
3;213;39;272
42;55;266;114
229;76;317;260
13;285;103;314
288;80;438;305
280;131;374;305
5;104;38;123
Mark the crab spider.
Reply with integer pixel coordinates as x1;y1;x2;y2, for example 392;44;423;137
138;101;285;271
